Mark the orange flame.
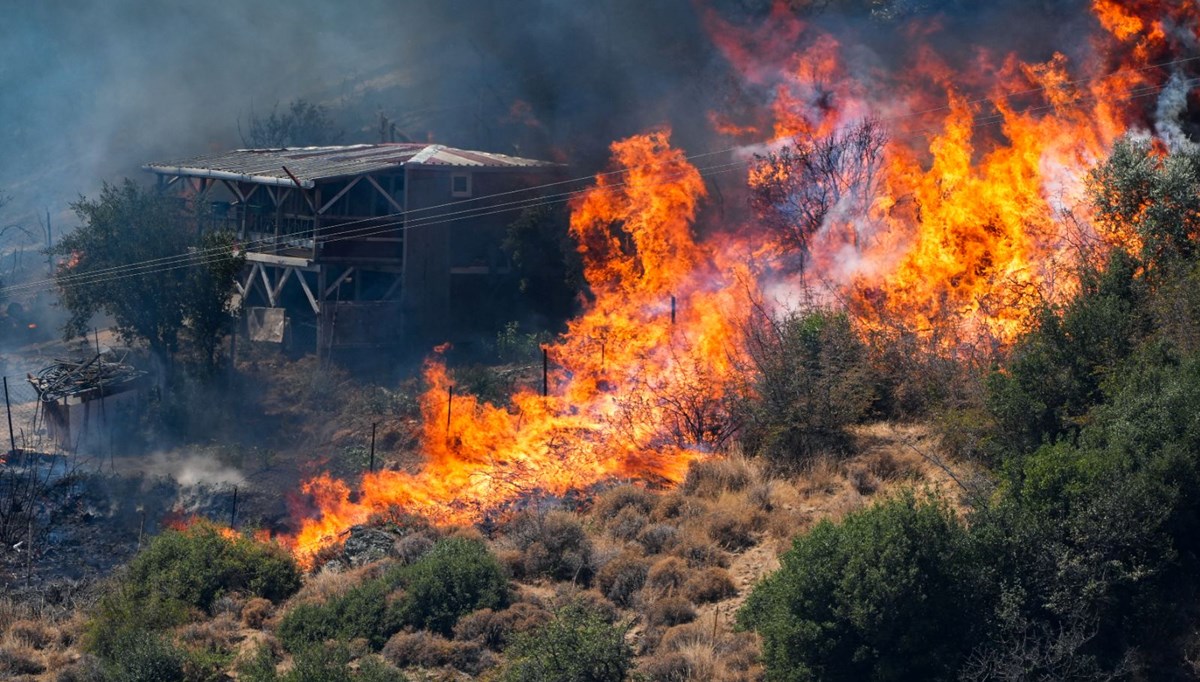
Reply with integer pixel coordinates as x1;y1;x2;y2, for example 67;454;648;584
283;2;1200;563
288;131;754;565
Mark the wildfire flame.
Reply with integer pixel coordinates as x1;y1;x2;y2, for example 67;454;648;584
289;132;753;565
284;1;1200;562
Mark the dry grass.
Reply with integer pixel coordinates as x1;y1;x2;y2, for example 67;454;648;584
288;561;386;607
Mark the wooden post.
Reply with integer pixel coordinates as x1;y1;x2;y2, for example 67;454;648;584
4;377;16;457
369;422;377;473
137;508;146;550
229;486;238;528
542;347;548;397
446;385;454;438
670;295;676;325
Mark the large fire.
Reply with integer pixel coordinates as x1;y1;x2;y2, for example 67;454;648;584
290;132;753;563
285;1;1199;562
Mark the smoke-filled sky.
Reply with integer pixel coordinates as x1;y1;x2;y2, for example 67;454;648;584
0;0;1150;230
0;0;730;225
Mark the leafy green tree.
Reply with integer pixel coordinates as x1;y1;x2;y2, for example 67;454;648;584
738;491;985;681
54;180;243;367
503;204;583;324
1089;137;1200;272
500;602;633;682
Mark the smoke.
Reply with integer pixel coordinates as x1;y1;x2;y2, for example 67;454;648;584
0;0;730;225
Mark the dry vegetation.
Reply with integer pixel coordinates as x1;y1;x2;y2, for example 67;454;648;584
0;419;967;681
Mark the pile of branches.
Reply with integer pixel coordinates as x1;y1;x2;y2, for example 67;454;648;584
28;352;147;403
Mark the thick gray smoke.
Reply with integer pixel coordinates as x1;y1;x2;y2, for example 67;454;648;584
0;0;726;225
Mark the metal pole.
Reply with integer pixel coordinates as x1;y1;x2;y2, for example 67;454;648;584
4;377;16;456
369;422;377;473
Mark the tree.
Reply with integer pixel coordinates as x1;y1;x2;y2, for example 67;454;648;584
1088;137;1200;272
53;180;243;367
749;119;886;274
240;99;344;148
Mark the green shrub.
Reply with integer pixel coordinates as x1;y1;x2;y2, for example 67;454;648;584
240;641;406;682
392;536;510;636
101;631;187;682
87;521;301;661
277;577;399;652
500;603;633;682
738;491;984;681
738;309;876;466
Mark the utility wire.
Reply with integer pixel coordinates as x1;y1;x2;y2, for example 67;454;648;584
15;54;1197;297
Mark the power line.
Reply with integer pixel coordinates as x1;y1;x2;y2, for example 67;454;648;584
14;54;1196;298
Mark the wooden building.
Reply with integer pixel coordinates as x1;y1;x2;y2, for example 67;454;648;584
144;143;560;352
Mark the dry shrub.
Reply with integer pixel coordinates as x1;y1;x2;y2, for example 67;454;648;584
382;630;461;668
847;465;879;495
746;480;775;513
453;602;551;650
706;510;758;552
657;621;761;679
241;597;274;629
799;455;842;496
866;450;905;481
652;493;709;522
505;509;594;583
394;532;436;565
0;644;45;676
646;556;691;596
637;523;679;555
8;618;56;649
682;567;737;604
609;505;649;542
647;597;697;628
642;651;698;681
53;654;106;682
595;552;650;607
551;585;619;623
681;457;754;499
671;526;729;569
290;562;384;606
177;613;242;653
593;484;656;522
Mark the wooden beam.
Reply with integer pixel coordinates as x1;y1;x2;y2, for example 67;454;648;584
220;179;246;202
297;270;320;314
241;263;261;302
382;274;402;301
260;265;276;307
318;176;362;215
271;268;294;303
323;267;355;298
366;175;404;214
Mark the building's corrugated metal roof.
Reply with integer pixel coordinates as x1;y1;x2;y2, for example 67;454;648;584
144;143;557;188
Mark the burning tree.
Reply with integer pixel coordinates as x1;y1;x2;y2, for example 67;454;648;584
749;119;886;274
